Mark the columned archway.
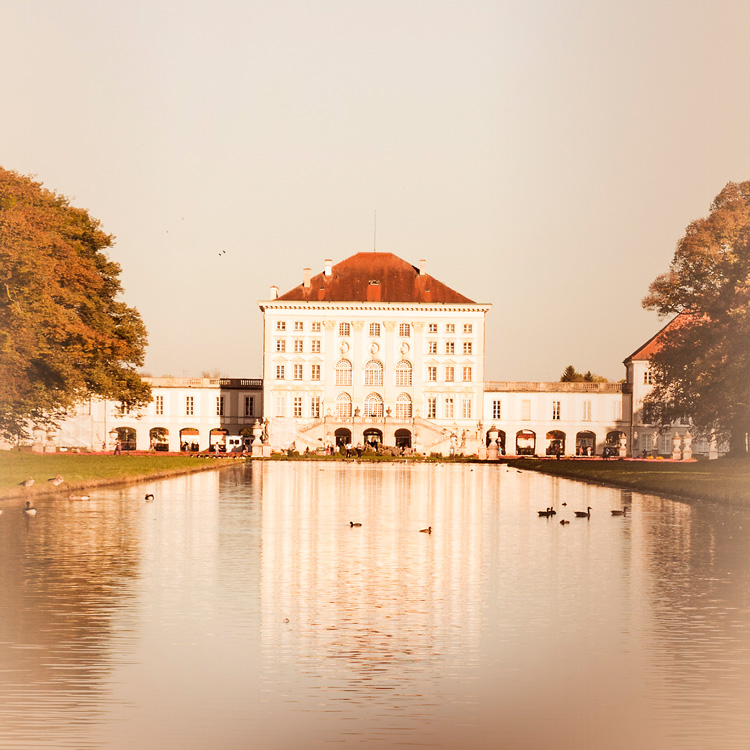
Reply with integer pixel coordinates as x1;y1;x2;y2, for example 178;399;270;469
394;428;412;449
149;427;169;451
363;428;383;448
546;430;566;456
334;428;351;449
516;430;536;455
180;428;199;452
115;426;136;451
576;431;596;456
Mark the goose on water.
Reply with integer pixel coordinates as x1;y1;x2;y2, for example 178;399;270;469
349;521;362;527
23;501;37;516
611;507;628;516
145;493;155;502
560;519;570;525
574;506;592;518
420;526;432;533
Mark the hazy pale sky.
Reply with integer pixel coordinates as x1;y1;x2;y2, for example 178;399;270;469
2;0;749;381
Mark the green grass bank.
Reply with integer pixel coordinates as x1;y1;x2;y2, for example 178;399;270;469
505;457;750;507
0;452;235;501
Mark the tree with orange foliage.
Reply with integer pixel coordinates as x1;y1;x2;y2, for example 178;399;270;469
643;181;750;455
0;168;150;441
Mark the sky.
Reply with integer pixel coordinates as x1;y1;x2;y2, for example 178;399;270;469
2;0;750;382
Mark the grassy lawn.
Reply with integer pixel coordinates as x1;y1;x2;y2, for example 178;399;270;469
506;457;750;507
0;452;232;500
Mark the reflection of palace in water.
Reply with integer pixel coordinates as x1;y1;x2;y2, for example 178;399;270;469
258;462;485;689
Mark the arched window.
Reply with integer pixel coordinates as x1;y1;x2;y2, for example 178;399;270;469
339;322;351;337
364;359;383;386
369;322;381;337
364;392;384;418
335;359;352;386
336;392;352;418
395;360;412;387
395;393;412;420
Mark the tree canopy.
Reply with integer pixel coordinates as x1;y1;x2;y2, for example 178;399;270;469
0;167;150;441
560;365;608;383
642;180;750;454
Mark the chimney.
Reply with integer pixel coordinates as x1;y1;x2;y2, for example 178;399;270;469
324;259;332;277
419;259;426;276
303;268;311;288
269;285;279;299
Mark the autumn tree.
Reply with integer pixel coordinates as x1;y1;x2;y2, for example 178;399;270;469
643;181;750;455
0;168;151;441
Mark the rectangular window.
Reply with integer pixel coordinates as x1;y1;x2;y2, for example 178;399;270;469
445;366;455;382
311;364;321;380
245;396;254;417
186;396;194;416
444;398;454;419
216;396;224;417
644;369;653;385
155;395;164;415
427;366;437;382
428;323;438;333
293;364;303;380
369;323;380;337
641;403;653;424
613;401;622;421
293;396;302;418
445;341;455;354
492;399;501;420
427;396;437;419
521;399;531;420
552;401;561;420
294;321;303;331
276;321;286;331
311;321;321;332
339;322;350;336
428;341;437;355
294;339;303;353
582;400;592;421
276;365;285;380
463;324;473;334
276;339;286;352
311;339;321;353
463;341;473;355
462;366;472;382
274;395;285;418
446;323;455;333
399;323;411;337
311;396;321;418
462;398;472;419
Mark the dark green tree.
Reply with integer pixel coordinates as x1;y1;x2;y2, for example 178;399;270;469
0;168;151;441
643;181;750;454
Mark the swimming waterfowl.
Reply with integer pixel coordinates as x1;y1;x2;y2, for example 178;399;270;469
68;494;91;501
574;506;592;518
23;501;37;515
560;519;570;525
145;493;155;502
420;526;432;533
538;508;553;517
611;507;628;516
349;521;362;527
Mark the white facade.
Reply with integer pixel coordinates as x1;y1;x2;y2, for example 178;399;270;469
259;300;490;452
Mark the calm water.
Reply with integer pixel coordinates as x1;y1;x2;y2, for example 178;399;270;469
1;462;749;750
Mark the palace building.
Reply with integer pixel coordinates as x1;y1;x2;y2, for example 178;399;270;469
22;252;717;459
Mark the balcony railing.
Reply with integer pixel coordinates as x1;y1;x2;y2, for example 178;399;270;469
143;377;263;389
484;381;626;393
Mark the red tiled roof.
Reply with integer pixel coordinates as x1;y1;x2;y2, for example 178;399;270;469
624;313;703;362
276;252;475;304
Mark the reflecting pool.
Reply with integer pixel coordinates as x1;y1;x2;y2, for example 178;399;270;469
1;462;749;749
